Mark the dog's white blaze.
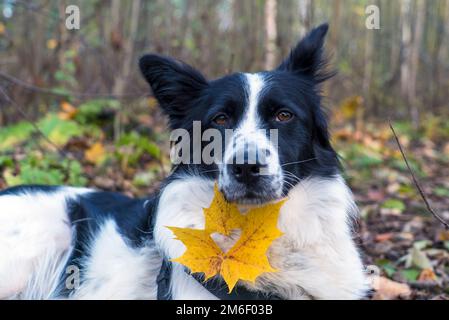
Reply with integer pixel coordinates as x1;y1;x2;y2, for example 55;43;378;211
239;73;265;134
223;73;267;167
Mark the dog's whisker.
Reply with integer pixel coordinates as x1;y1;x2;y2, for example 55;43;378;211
135;227;152;235
281;158;317;167
70;217;94;225
282;170;309;196
283;170;302;181
199;169;220;174
283;173;301;183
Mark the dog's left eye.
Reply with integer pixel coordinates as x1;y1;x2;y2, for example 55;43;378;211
275;110;293;122
212;113;228;126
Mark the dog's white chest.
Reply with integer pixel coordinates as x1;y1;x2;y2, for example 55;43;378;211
154;175;368;300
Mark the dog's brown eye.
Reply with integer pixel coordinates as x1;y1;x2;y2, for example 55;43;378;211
276;110;293;122
213;114;228;126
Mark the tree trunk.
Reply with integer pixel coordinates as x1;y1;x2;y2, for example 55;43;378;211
264;0;278;70
400;0;412;101
299;0;313;35
330;0;341;51
409;0;425;128
363;23;374;119
112;0;141;140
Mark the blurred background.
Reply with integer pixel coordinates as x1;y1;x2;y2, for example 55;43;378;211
1;0;449;299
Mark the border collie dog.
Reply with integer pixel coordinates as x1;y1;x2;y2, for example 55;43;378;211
0;24;368;300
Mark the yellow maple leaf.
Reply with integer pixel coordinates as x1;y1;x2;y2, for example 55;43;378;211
203;184;244;236
168;187;285;293
168;227;223;280
220;200;285;290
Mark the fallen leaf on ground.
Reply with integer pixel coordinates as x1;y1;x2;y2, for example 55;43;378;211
85;142;106;164
375;233;394;242
372;276;412;300
58;102;78;120
410;246;433;270
438;230;449;241
418;268;438;282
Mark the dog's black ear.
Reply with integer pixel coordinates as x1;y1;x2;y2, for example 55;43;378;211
277;23;332;82
139;54;208;126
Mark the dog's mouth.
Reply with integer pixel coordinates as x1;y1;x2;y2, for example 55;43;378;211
219;184;283;206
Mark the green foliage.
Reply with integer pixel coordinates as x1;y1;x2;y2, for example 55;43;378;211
340;143;383;169
0;114;84;152
53;49;78;92
401;268;420;282
115;131;161;167
391;121;417;140
376;259;397;278
0;155;14;168
0;97;164;190
75;99;120;125
421;115;449;141
3;152;87;187
434;187;449;197
0;121;34;151
37;114;84;146
382;199;406;212
398;184;416;197
391;158;423;177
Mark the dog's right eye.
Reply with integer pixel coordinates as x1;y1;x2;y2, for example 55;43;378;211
212;113;228;126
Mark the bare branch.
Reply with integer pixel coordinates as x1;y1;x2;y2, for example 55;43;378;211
389;121;449;230
0;71;148;100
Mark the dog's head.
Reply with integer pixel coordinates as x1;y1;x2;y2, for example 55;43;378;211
139;24;339;205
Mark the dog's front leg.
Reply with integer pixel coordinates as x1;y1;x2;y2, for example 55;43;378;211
154;178;218;299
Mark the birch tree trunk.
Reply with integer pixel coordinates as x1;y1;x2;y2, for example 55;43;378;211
299;0;313;35
363;24;374;119
409;0;425;127
112;0;141;140
400;0;412;99
264;0;278;70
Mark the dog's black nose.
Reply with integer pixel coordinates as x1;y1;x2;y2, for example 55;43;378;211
229;163;264;183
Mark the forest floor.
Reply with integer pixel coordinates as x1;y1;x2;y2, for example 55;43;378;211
1;99;449;300
337;125;449;300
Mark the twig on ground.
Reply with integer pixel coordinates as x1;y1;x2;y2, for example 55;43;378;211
389;120;449;230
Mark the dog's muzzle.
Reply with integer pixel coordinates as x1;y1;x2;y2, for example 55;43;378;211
219;136;283;204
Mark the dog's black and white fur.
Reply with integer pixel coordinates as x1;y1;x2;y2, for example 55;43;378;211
0;24;369;300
